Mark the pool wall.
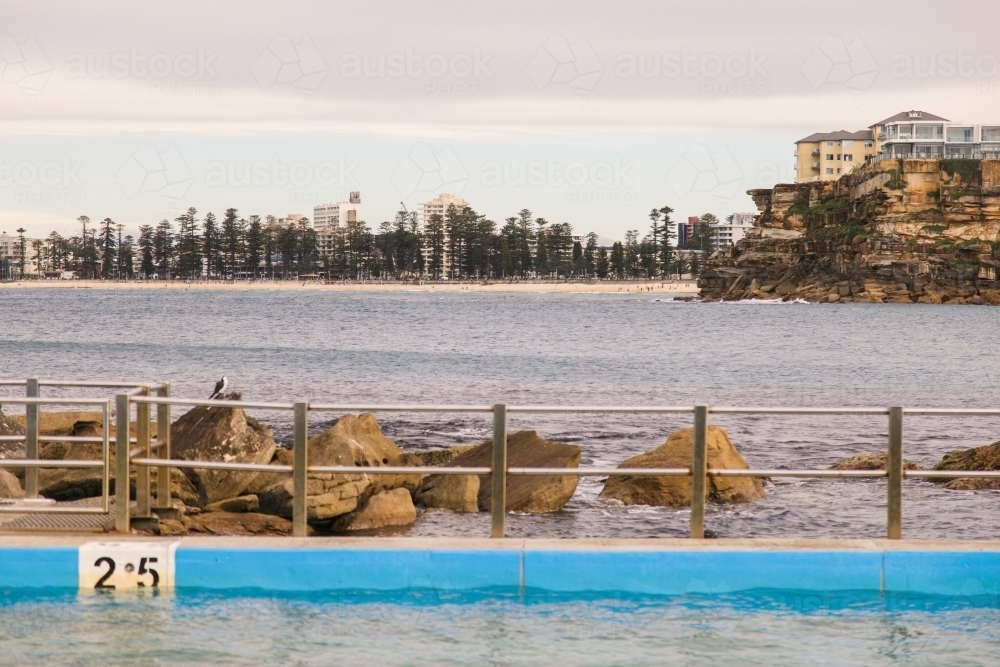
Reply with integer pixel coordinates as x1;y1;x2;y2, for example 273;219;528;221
2;538;999;596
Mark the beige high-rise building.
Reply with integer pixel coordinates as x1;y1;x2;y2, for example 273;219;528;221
417;193;470;278
416;193;469;232
794;130;876;183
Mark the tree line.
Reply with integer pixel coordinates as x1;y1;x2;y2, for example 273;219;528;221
21;204;726;281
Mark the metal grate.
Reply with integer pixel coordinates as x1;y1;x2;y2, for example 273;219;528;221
0;497;121;532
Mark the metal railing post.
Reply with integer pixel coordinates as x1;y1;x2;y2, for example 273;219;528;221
155;383;172;509
491;403;508;539
136;386;151;517
292;402;308;538
24;378;39;498
887;406;903;540
690;405;708;539
115;393;130;532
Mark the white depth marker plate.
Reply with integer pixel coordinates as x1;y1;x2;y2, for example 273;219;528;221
79;542;179;590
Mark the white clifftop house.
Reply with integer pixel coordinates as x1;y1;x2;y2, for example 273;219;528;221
871;110;1000;159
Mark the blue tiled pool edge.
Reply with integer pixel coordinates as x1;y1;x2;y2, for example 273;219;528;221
3;540;1000;596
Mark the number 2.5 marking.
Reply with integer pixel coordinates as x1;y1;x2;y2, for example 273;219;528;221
93;556;160;589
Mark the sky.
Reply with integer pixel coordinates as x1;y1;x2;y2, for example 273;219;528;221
2;0;999;241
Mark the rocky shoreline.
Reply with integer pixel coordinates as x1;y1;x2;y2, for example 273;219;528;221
2;399;999;536
699;158;1000;304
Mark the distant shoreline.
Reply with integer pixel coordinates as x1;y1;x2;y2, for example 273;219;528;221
0;278;700;295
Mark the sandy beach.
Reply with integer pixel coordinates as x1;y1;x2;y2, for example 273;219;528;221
0;279;700;294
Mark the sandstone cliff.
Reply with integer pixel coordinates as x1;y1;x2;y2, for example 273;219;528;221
699;158;1000;304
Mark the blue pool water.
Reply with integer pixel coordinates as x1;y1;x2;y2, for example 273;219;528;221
1;589;998;666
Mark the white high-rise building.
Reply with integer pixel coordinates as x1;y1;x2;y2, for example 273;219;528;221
314;192;362;259
713;212;756;250
313;191;361;231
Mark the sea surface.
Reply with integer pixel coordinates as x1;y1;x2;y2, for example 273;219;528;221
2;288;1000;540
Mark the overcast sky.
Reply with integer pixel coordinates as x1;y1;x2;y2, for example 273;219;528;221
2;0;998;240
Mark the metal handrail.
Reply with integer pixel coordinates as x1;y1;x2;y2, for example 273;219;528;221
9;382;1000;541
0;394;112;515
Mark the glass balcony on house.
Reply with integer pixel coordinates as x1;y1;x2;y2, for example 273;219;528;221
914;125;943;140
946;127;974;143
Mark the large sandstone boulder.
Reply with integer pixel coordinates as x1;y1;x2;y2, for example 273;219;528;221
829;452;924;470
171;392;277;506
415;473;480;512
257;413;420;523
8;411;105;436
425;430;580;513
600;426;765;507
331;488;417;532
413;445;477;466
182;511;304;536
0;469;24;498
932;439;1000;490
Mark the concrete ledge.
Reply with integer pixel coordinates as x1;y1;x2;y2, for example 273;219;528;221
1;537;999;595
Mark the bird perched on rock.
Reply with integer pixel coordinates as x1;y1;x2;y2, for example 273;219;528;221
209;376;228;399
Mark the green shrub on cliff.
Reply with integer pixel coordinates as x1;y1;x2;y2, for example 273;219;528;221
884;170;906;189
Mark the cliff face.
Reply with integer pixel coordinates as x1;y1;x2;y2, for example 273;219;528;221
699;158;1000;304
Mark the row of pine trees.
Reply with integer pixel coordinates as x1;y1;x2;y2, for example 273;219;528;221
30;204;721;281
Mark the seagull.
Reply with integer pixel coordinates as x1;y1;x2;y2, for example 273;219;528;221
209;376;228;399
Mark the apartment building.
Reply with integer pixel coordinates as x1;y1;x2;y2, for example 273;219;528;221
794;130;875;183
416;193;469;232
871;110;1000;159
313;192;361;231
794;110;1000;183
314;192;362;259
713;212;755;251
677;216;699;246
0;231;40;277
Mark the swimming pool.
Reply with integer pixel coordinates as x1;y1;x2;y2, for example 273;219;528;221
2;537;999;665
1;587;998;666
2;537;999;664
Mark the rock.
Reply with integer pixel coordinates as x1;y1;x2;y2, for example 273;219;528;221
171;392;277;506
257;413;419;523
413;445;477;466
157;519;188;536
827;293;840;303
37;420;107;501
204;494;259;513
415;473;480;512
829;452;924;470
183;511;305;536
931;439;1000;490
433;430;580;513
331;488;417;532
0;408;25;460
600;426;765;507
8;411;105;436
0;469;24;498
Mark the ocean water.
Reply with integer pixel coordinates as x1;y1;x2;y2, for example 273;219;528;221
2;288;1000;539
1;588;999;666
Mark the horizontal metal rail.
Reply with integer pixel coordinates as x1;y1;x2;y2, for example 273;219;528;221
308;404;494;413
129;396;295;410
0;459;105;468
309;465;492;475
132;457;293;473
905;470;1000;479
0;397;113;405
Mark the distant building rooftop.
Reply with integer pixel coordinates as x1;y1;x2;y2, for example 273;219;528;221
795;130;871;143
872;110;950;125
